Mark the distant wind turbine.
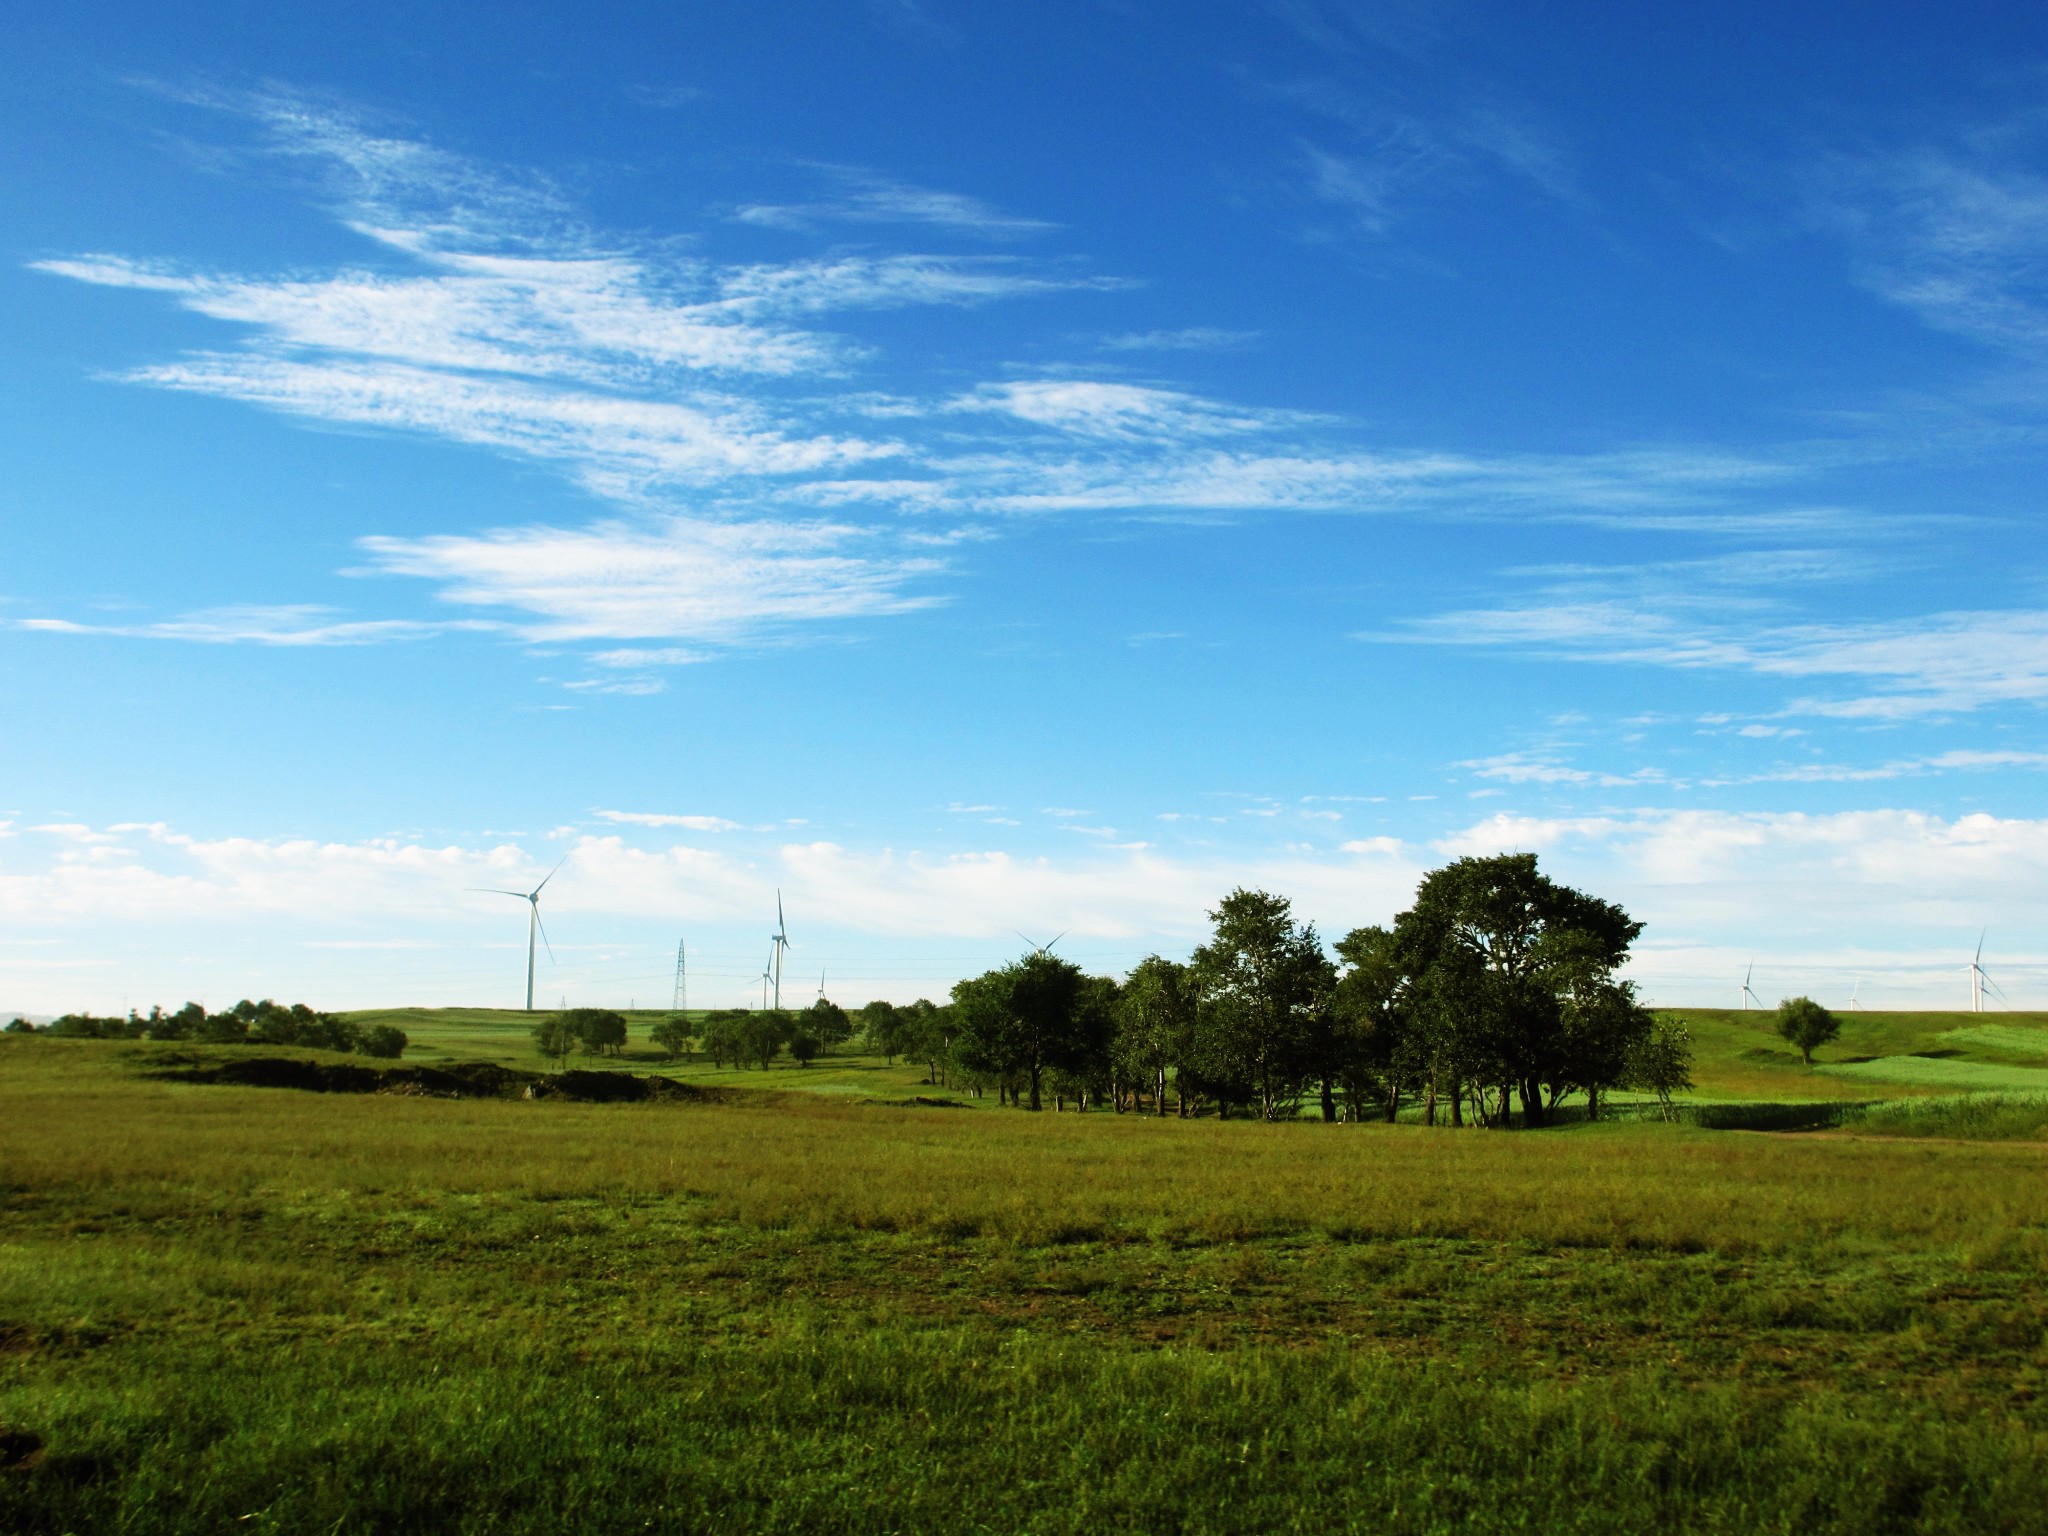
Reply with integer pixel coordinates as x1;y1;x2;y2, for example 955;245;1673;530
770;892;792;1010
1965;931;2005;1013
471;857;566;1012
816;967;827;1004
1848;980;1861;1012
1740;962;1762;1012
1017;930;1067;956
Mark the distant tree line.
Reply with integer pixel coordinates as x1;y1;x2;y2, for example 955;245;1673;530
844;854;1691;1125
13;999;407;1058
529;998;858;1070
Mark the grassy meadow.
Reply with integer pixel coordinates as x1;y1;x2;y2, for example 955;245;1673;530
3;1019;2047;1533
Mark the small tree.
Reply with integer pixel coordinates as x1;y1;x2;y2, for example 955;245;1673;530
532;1014;577;1066
4;1017;35;1033
1624;1016;1694;1120
651;1015;692;1061
1775;996;1839;1066
858;1000;903;1062
738;1010;787;1070
787;1027;821;1067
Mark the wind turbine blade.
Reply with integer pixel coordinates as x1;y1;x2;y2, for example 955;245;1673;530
1976;928;1987;965
470;889;531;898
534;910;556;964
531;855;570;899
1046;932;1066;953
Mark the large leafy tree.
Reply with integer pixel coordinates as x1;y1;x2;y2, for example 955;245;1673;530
952;951;1091;1111
856;1000;903;1062
1191;889;1335;1120
896;999;953;1085
1394;854;1643;1127
650;1015;692;1060
1328;924;1410;1121
1114;956;1196;1115
806;998;853;1052
531;1013;577;1066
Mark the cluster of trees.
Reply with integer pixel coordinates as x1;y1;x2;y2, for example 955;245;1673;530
529;998;858;1069
884;854;1691;1125
531;1007;630;1063
13;1000;407;1059
515;854;1691;1127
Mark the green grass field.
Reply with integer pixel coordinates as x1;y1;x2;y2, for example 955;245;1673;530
2;1029;2047;1533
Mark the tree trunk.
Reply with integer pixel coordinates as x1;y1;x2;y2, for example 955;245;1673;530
1424;1073;1438;1127
1320;1077;1336;1123
1158;1068;1169;1117
1177;1085;1188;1118
1029;1067;1042;1112
1586;1084;1600;1123
1450;1079;1464;1128
1383;1082;1400;1122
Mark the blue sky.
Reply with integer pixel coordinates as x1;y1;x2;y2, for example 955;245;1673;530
5;0;2048;1013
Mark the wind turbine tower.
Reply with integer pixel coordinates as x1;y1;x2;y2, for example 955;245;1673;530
473;858;566;1012
1740;962;1762;1012
770;892;792;1011
1966;931;2002;1013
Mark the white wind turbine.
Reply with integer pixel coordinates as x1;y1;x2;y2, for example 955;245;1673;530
1017;930;1067;957
473;857;567;1012
770;892;792;1011
1848;980;1862;1012
1740;962;1762;1012
1964;930;2004;1013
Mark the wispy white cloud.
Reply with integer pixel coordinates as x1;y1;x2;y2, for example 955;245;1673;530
357;517;943;643
593;810;741;831
19;606;479;646
27;84;1942;677
732;165;1057;238
951;379;1317;440
36;250;839;380
126;353;894;502
1098;327;1261;352
717;255;1122;314
1460;753;1667;788
1816;136;2048;357
1395;601;2048;716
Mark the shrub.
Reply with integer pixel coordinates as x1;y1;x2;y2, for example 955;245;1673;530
357;1024;409;1059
